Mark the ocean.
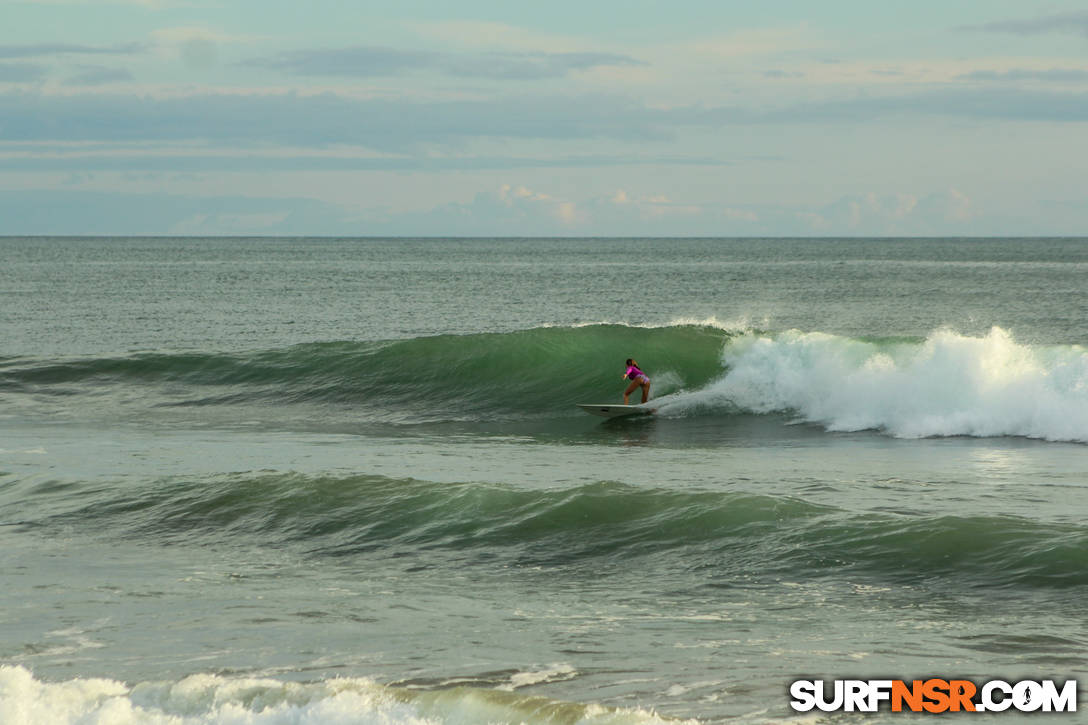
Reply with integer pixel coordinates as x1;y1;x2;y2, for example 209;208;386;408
1;236;1086;723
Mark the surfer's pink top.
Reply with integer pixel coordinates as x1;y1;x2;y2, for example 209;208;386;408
625;365;648;382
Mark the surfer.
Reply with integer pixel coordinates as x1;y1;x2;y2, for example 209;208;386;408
622;358;651;404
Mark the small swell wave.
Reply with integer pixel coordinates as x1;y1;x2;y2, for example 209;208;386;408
32;475;1088;589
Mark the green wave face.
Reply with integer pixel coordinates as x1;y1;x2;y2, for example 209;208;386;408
1;324;731;419
29;473;1088;590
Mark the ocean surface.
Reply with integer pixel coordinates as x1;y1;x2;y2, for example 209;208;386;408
1;236;1086;724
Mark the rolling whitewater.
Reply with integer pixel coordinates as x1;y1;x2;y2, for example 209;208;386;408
2;236;1087;723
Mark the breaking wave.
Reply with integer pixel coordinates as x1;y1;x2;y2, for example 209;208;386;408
0;665;693;725
4;323;1086;440
658;326;1088;443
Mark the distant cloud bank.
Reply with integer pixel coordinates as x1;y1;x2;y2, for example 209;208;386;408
244;46;644;80
960;12;1088;39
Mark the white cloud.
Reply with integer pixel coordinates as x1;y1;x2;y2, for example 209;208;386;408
556;201;580;225
380;184;986;236
722;207;759;222
169;210;289;234
960;12;1088;39
413;185;982;236
150;27;256;68
793;57;1088;87
408;185;715;234
244;45;641;81
0;179;1062;236
495;184;588;225
499;184;551;204
411;21;584;53
801;190;974;234
686;25;823;61
961;68;1088;83
600;190;701;220
917;189;974;223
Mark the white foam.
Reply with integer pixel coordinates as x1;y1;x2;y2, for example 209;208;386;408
0;666;695;725
662;316;757;334
497;664;577;692
0;666;430;725
541;318;752;333
658;327;1088;442
648;370;685;398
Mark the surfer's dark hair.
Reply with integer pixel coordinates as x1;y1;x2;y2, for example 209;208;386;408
626;358;637;367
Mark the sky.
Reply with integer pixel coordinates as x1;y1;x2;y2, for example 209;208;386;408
1;0;1087;236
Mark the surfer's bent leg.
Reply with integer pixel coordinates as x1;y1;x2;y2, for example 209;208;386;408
624;379;639;404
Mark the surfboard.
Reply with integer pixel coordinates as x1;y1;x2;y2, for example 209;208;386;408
577;404;654;418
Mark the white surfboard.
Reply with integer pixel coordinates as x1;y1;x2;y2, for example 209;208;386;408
577;403;654;418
